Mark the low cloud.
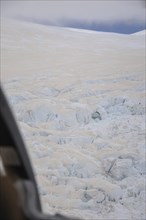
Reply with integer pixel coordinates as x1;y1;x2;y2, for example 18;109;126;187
1;0;145;26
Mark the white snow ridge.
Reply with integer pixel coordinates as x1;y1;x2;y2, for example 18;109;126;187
1;18;146;220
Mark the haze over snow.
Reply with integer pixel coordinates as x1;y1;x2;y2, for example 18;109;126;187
1;0;145;34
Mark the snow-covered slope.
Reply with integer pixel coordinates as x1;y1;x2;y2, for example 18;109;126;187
1;18;146;220
132;30;146;36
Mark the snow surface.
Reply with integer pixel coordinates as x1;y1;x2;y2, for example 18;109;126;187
1;18;146;220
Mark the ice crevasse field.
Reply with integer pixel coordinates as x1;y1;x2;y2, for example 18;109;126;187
1;19;146;220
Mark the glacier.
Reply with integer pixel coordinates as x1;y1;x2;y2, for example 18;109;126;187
1;18;146;220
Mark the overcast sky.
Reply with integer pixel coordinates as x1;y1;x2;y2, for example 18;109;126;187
1;0;146;33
